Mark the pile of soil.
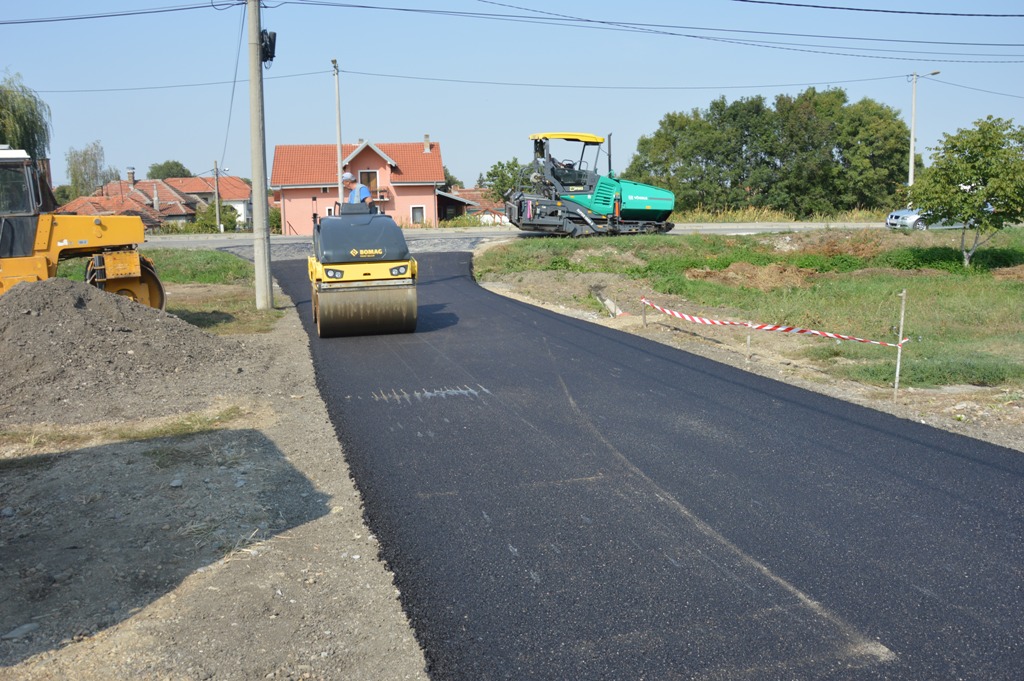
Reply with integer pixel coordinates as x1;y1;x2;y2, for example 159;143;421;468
0;278;252;425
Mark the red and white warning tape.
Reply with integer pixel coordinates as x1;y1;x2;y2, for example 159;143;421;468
640;297;909;348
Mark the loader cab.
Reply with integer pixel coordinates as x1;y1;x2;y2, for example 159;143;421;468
0;148;52;258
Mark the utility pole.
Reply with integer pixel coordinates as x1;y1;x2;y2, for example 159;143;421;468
333;59;344;204
248;0;273;309
908;70;939;187
213;160;222;233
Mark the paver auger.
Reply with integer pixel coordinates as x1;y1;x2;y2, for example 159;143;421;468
307;203;417;338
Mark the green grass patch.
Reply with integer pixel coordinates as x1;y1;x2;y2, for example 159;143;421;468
668;205;888;224
476;228;1024;388
56;248;254;284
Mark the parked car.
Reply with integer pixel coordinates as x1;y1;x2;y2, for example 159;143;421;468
885;206;981;230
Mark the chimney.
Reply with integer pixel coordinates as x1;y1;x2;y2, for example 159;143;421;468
424;134;431;153
153;187;159;212
127;166;136;186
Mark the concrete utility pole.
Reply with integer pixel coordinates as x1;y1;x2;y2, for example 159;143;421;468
213;159;222;233
333;59;344;204
248;0;273;310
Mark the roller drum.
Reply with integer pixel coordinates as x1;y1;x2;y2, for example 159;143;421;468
316;284;417;338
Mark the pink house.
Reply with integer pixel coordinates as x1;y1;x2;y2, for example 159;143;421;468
270;135;469;235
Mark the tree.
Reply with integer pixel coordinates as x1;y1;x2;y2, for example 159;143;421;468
910;116;1024;267
833;98;909;210
442;165;463;191
53;184;74;206
66;141;120;199
623;87;909;217
193;202;239;232
268;206;281;234
0;73;51;160
148;160;192;179
480;157;529;203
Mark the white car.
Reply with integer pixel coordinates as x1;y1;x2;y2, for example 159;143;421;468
885;207;970;230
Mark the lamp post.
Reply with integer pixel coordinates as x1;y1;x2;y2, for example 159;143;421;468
908;70;940;186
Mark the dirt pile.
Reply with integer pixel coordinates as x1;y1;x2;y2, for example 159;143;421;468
0;279;255;425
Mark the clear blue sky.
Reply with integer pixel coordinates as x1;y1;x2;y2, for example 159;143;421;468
3;1;1022;189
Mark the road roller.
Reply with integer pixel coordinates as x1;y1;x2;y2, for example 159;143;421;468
307;203;417;338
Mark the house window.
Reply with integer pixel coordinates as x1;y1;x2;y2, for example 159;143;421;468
326;206;334;216
359;171;378;193
410;205;425;225
358;169;378;199
321;187;331;193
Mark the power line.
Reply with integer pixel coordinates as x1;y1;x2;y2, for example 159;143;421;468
24;68;1024;101
220;3;248;167
32;71;328;94
0;2;244;25
731;1;1024;18
10;0;1023;55
930;78;1024;101
278;1;1024;61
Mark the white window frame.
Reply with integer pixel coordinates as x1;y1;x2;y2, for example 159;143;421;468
410;204;426;225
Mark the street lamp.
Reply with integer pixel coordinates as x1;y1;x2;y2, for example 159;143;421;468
908;70;940;186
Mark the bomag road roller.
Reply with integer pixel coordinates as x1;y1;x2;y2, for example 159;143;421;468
308;203;417;338
505;132;675;237
0;146;165;309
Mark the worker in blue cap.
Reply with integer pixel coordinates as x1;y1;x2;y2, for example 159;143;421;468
341;172;372;205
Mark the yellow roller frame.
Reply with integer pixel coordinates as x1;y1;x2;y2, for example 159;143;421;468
308;256;418;337
86;252;166;310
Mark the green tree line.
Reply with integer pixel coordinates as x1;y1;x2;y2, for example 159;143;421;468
621;87;910;218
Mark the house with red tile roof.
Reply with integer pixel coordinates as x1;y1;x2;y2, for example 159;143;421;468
60;170;197;227
59;168;253;230
165;175;253;228
270;135;471;235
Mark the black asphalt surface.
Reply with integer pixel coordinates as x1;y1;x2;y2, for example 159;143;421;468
274;252;1024;680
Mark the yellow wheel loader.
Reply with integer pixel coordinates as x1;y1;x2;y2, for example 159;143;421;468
0;147;165;309
308;203;417;338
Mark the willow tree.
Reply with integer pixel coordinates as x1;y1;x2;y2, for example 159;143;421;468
0;73;51;159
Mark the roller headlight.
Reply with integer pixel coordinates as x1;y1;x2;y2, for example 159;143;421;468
390;265;408;276
325;268;343;279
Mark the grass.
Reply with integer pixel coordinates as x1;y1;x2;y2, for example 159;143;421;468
0;406;251;458
56;249;283;335
669;205;889;224
475;227;1024;388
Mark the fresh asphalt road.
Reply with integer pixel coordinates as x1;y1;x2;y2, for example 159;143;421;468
273;251;1023;680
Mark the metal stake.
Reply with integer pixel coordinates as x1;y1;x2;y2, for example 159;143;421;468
893;289;907;401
